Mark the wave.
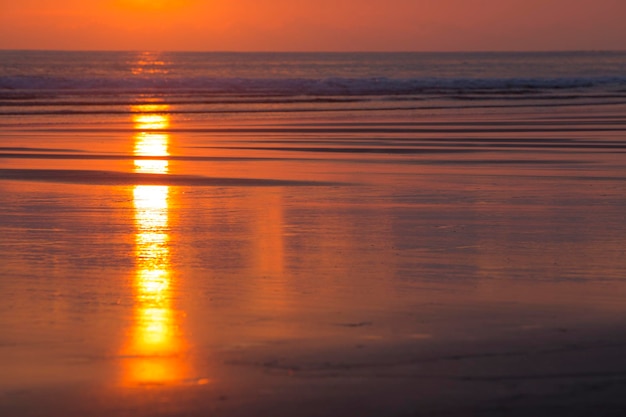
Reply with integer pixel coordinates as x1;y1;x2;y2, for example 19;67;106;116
3;99;626;117
0;168;341;186
2;75;625;98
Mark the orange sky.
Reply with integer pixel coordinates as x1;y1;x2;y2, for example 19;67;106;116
1;0;625;51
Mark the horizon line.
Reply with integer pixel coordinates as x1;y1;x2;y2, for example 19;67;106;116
1;48;625;54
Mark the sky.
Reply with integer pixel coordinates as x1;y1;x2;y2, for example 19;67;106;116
1;0;625;51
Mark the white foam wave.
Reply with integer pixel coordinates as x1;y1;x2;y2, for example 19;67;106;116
2;76;625;97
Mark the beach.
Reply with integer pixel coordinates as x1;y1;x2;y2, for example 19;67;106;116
2;51;626;416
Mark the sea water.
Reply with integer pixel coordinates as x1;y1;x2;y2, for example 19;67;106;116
2;50;626;120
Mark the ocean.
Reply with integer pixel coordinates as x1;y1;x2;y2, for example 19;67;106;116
2;51;626;121
2;50;626;416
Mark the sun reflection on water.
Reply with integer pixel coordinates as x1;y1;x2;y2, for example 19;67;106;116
130;52;170;75
122;103;189;386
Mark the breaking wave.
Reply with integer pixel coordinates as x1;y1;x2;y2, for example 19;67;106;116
2;75;625;98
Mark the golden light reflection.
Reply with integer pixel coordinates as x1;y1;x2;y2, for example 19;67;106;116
133;106;169;175
130;52;170;75
122;103;190;386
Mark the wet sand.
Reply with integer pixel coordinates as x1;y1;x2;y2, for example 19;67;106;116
2;106;626;416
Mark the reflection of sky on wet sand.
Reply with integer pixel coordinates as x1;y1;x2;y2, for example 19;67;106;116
3;97;626;416
121;104;190;386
